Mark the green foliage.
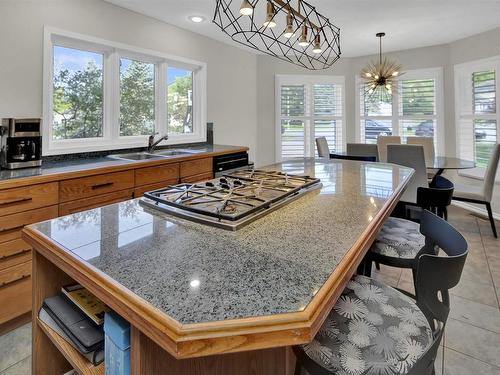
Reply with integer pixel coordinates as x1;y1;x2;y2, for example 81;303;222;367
53;62;103;139
120;60;155;136
168;75;193;134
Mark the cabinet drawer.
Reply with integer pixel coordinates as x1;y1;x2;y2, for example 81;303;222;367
59;170;134;203
135;163;179;187
0;276;31;325
59;189;134;216
0;182;58;217
180;172;214;184
0;239;31;271
134;179;178;197
0;205;58;244
180;158;212;178
0;260;31;287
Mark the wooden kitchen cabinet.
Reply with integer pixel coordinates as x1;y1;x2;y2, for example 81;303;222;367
135;163;179;187
0;205;59;244
180;158;212;179
134;179;178;197
59;170;135;203
0;182;58;217
59;189;134;216
0;276;31;325
180;172;214;183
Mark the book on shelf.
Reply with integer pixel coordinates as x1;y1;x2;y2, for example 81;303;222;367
62;284;110;325
39;306;104;366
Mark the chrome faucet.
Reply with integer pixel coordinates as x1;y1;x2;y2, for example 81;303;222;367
148;133;169;153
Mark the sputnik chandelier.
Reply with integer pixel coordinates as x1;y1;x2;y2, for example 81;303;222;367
361;32;403;99
213;0;341;70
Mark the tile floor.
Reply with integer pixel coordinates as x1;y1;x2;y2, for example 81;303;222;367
0;206;498;374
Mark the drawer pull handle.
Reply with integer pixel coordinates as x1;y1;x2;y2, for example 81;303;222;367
91;182;114;190
0;248;31;260
0;197;32;206
0;225;25;233
0;274;30;289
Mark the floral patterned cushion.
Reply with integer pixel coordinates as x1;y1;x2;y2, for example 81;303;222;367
302;275;433;375
370;217;425;259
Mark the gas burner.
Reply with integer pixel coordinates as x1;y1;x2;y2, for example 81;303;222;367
140;169;322;230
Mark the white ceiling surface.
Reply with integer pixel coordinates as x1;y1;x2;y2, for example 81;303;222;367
104;0;500;57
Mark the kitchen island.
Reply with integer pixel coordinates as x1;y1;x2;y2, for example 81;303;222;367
23;158;413;375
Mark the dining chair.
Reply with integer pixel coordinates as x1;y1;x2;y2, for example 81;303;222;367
293;210;468;375
377;135;401;162
387;144;429;204
316;137;330;158
346;143;379;161
407;136;435;164
452;143;500;237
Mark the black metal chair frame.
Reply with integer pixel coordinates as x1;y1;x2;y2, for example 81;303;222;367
451;196;497;238
294;211;469;375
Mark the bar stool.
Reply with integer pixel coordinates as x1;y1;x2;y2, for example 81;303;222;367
293;210;468;375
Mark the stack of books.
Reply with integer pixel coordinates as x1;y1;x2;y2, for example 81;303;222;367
39;284;110;366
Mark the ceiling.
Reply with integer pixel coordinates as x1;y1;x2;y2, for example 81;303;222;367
104;0;500;57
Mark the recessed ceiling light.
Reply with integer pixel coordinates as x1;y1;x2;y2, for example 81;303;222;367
189;15;205;23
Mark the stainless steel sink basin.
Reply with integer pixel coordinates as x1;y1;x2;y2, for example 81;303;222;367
154;149;203;156
108;152;164;161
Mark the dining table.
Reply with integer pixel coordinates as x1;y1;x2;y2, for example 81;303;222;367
427;156;475;177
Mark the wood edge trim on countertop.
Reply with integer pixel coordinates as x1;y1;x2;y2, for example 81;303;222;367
0;147;249;190
22;166;413;359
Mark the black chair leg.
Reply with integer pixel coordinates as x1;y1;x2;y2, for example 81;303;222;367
485;202;498;238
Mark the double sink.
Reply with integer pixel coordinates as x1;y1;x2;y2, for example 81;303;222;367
108;148;204;161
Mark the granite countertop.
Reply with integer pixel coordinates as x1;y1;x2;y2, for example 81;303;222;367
0;144;245;183
29;158;412;326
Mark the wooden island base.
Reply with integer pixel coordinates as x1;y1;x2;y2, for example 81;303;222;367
31;241;296;375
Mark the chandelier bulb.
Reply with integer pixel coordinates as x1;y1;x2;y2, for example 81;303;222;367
263;1;276;28
374;74;379;80
283;12;295;38
298;25;309;47
239;0;253;16
312;34;322;54
365;72;372;78
392;71;399;77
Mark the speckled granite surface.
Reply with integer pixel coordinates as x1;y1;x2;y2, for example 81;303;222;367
0;144;244;182
29;158;412;325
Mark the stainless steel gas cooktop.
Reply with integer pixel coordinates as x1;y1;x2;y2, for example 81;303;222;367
140;168;322;230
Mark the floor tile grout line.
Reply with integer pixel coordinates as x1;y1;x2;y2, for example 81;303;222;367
449;290;499;309
477;217;500;309
448;315;500;336
443;347;500;370
0;354;30;375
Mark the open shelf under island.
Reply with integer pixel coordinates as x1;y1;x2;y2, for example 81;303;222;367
23;158;413;375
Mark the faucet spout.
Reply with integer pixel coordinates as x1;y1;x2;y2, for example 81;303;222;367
148;133;169;153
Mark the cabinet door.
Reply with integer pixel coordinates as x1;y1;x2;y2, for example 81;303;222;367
0;205;59;244
59;189;134;216
180;172;214;184
180;158;212;178
59;171;134;203
0;182;58;217
0;276;31;325
135;164;179;187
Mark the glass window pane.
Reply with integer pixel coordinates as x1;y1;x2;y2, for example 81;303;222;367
474;119;497;168
53;46;103;140
400;119;435;143
314;120;337;155
281;85;305;117
473;70;496;115
363;119;392;144
360;85;392;116
401;79;436;116
314;84;340;116
281;119;305;159
119;58;155;136
167;67;193;134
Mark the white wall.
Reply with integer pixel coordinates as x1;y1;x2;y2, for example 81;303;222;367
256;27;500;167
0;0;258;161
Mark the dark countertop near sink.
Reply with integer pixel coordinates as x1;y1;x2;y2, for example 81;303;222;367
0;144;246;184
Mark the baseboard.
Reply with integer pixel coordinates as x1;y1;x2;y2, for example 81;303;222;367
452;201;500;221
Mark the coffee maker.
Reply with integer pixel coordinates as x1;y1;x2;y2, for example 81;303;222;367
0;118;42;169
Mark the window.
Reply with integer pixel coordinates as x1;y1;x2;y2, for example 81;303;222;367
356;68;443;153
276;75;344;161
43;28;207;155
455;58;500;170
53;46;104;140
119;58;155;136
168;67;193;134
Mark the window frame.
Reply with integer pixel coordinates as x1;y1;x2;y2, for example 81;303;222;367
454;56;500;175
43;27;207;156
355;67;444;154
275;74;346;162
